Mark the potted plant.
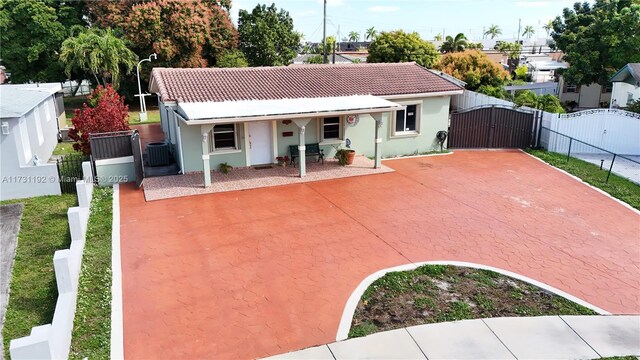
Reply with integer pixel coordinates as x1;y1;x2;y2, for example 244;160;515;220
335;148;356;166
276;156;289;167
219;162;233;174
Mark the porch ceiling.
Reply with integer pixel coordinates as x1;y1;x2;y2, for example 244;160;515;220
176;95;404;125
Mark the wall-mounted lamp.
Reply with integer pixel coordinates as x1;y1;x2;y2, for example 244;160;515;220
202;132;208;143
1;122;9;135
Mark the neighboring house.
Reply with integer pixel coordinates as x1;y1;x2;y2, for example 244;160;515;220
292;54;354;65
609;63;640;108
0;83;65;200
149;62;463;187
558;76;612;110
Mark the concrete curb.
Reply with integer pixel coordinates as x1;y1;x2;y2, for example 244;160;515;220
110;184;124;360
336;261;610;341
381;151;453;161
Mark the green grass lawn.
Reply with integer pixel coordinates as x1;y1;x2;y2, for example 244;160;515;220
64;96;160;127
53;142;79;156
1;194;78;359
349;264;596;338
526;149;640;210
69;187;113;360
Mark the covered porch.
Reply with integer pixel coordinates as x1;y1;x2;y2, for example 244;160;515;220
142;155;393;201
175;95;403;188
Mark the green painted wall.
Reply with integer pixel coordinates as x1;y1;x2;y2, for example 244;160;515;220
178;95;451;172
275;119;319;157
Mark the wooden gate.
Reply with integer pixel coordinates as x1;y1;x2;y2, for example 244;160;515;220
448;105;536;149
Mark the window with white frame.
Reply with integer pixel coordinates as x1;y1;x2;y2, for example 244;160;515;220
33;106;44;145
565;84;578;93
19;117;32;164
209;123;238;152
394;104;419;135
321;116;342;141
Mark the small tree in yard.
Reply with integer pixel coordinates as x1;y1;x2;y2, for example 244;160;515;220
626;99;640;114
68;85;130;154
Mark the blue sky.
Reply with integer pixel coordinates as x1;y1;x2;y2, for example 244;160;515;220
230;0;587;42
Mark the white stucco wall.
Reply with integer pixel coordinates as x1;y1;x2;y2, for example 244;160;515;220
1;96;61;200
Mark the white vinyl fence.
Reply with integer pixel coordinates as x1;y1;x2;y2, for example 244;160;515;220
541;109;640;156
9;162;94;360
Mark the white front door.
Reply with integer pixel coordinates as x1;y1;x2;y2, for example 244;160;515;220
248;121;273;165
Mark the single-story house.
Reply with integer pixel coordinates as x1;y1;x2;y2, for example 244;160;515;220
0;83;65;200
610;63;640;108
149;62;463;187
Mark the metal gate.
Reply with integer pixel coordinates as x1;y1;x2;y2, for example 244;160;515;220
89;130;144;188
448;105;536;149
57;153;90;194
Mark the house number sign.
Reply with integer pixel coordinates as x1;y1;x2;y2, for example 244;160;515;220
346;114;359;127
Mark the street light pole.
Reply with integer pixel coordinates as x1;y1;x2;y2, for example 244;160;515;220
136;53;157;122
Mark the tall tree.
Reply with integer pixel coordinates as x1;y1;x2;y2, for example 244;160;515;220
434;50;511;91
60;28;138;89
552;0;640;86
365;27;377;41
522;25;535;38
367;30;440;68
0;0;85;83
484;24;502;39
439;33;468;53
348;31;360;42
542;20;553;37
85;0;237;69
238;4;301;66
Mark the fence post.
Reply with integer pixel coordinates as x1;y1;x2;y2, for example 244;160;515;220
567;138;573;161
606;154;616;183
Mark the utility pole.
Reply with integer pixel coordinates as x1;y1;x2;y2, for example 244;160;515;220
322;0;327;64
517;18;522;43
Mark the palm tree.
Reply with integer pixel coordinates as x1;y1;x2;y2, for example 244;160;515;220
484;24;502;39
60;28;138;89
348;31;360;42
542;20;553;37
433;33;443;42
439;33;468;53
522;25;535;38
365;27;377;41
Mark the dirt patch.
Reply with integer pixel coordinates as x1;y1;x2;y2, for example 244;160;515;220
349;265;597;338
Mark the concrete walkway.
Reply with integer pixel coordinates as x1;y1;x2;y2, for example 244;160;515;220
267;316;640;360
0;203;24;358
574;153;640;184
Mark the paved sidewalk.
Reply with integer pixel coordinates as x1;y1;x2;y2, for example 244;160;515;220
574;153;640;184
267;316;640;360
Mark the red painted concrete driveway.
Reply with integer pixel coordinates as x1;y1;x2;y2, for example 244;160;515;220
120;150;640;359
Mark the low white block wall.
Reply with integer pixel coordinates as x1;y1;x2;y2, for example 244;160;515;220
9;162;95;360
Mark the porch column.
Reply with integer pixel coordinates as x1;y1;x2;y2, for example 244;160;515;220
201;125;213;187
293;118;311;177
372;113;384;169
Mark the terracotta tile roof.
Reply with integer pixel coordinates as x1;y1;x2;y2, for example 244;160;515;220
149;62;463;103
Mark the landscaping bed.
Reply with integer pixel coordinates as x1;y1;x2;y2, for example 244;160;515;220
526;149;640;210
1;194;78;358
349;265;596;338
69;187;113;360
